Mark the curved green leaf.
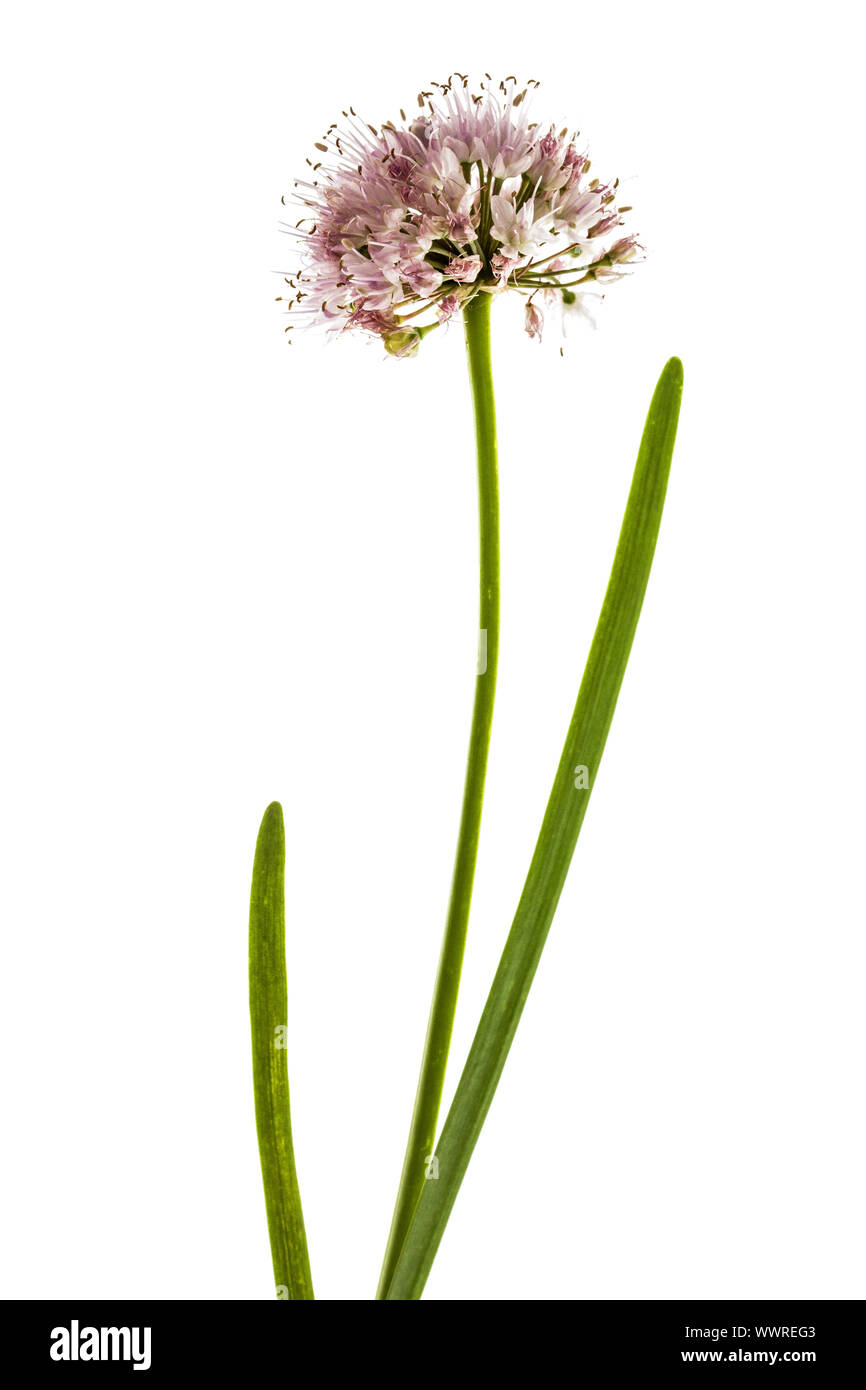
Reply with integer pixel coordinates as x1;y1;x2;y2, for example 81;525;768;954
385;356;684;1299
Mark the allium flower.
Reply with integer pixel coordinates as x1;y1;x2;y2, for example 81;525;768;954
256;75;682;1306
278;75;641;348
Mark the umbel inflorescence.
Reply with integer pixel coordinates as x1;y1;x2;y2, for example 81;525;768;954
278;75;641;354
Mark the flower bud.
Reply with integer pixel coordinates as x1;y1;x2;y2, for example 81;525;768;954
383;327;422;358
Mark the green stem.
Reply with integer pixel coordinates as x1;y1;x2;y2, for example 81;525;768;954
249;801;314;1299
376;290;500;1298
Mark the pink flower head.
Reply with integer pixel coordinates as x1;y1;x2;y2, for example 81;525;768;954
278;75;640;348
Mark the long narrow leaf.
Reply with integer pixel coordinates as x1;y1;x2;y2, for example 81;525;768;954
249;801;314;1299
386;356;683;1299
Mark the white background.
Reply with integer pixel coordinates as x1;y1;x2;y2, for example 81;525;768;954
1;2;864;1301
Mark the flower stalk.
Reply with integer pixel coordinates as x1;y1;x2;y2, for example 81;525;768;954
377;289;500;1297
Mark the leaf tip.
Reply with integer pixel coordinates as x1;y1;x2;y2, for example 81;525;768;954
663;355;684;391
255;800;285;858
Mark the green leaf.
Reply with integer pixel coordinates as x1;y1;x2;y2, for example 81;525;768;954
249;801;314;1299
385;356;684;1299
